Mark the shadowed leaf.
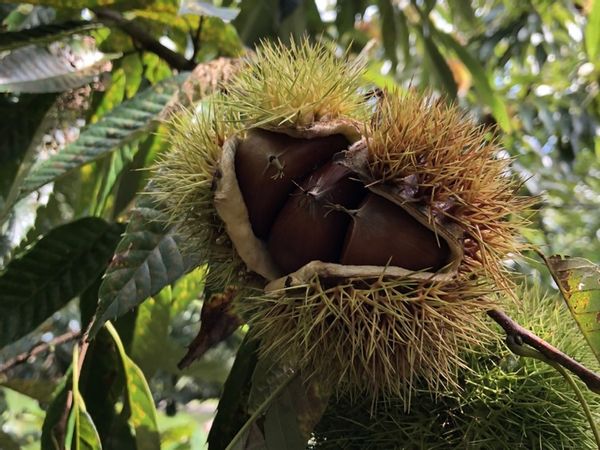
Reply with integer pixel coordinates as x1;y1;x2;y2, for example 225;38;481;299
250;359;330;443
419;31;457;99
433;28;512;132
89;190;191;338
0;217;123;349
0;20;102;51
263;377;306;450
0;93;56;169
71;346;102;450
208;334;259;450
40;378;70;450
0;44;112;93
377;0;398;69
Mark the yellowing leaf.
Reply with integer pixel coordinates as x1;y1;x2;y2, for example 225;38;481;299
105;322;160;450
547;255;600;364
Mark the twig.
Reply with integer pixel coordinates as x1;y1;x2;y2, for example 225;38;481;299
93;8;195;71
191;16;204;61
0;330;80;373
488;308;600;394
555;365;600;448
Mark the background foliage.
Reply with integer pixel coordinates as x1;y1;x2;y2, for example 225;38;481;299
1;0;599;448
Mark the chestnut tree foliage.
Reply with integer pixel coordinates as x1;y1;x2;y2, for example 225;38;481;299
0;0;600;449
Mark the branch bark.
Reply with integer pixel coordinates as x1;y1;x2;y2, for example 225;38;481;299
93;8;196;71
0;330;80;374
488;308;600;394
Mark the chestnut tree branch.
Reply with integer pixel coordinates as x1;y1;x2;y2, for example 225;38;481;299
93;8;196;71
191;16;204;61
487;308;600;394
0;330;80;374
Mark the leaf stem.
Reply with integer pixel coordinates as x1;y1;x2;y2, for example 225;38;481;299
224;371;298;450
505;335;600;448
554;364;600;449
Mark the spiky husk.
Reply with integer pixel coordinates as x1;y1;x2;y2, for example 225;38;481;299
225;37;370;129
154;42;531;403
152;100;249;291
364;90;532;290
239;88;530;401
312;288;600;450
238;269;495;403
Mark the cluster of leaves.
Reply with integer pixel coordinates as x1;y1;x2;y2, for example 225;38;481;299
1;0;600;449
0;0;243;448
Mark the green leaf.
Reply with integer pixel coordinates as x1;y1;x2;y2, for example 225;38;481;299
90;142;139;217
130;286;173;377
586;0;600;62
120;53;143;99
18;73;188;198
73;409;103;450
105;322;160;450
0;20;102;51
376;0;398;68
132;268;219;379
179;0;240;21
89;67;127;122
208;334;259;450
0;93;56;168
363;61;397;90
547;255;600;365
448;0;476;25
0;377;57;403
89;189;190;338
0;0;144;8
171;266;205;316
0;44;113;93
433;29;512;132
0;217;123;349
